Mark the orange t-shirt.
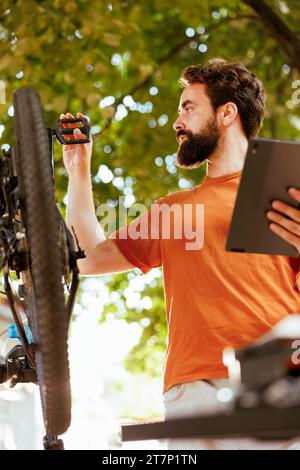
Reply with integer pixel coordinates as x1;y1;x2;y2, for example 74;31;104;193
112;171;300;392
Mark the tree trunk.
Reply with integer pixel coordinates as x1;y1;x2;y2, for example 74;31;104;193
243;0;300;73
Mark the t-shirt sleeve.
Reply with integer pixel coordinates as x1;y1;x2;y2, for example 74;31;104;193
109;203;162;274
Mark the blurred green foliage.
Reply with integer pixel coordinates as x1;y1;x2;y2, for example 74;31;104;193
0;0;300;377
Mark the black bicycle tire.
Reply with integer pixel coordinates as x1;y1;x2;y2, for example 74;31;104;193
13;87;71;435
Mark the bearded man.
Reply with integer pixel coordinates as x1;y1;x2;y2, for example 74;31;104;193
62;58;300;449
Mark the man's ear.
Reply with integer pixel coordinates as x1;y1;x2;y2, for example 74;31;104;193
219;102;238;127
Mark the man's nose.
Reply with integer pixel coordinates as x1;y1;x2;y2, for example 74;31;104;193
173;116;185;132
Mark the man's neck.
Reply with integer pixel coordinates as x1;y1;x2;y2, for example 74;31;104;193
205;134;248;178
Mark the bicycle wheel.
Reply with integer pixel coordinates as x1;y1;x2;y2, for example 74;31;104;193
13;87;71;435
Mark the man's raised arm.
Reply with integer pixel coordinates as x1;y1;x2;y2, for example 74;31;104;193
61;111;135;275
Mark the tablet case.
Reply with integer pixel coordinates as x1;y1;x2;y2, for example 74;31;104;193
226;138;300;257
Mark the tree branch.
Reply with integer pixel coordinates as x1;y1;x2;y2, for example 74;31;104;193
157;14;258;64
242;0;300;73
100;13;259;133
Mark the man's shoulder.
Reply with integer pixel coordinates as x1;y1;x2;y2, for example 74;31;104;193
155;187;198;206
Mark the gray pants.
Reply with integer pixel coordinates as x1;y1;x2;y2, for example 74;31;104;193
163;379;300;450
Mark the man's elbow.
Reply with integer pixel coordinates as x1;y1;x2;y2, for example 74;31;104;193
75;239;135;276
77;245;103;275
77;258;96;276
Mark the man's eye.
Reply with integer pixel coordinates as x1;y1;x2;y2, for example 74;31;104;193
186;107;192;112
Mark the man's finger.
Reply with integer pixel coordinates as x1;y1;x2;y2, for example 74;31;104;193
271;200;300;224
65;112;75;140
73;127;87;139
288;187;300;203
269;222;300;254
77;112;90;122
267;210;300;237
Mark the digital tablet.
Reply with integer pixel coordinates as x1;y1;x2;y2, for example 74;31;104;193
226;138;300;257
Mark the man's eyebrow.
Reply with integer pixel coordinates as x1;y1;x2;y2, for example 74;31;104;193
178;99;195;114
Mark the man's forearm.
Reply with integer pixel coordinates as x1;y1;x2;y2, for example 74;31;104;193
66;173;105;252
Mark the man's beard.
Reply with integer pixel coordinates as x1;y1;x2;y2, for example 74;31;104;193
176;115;220;169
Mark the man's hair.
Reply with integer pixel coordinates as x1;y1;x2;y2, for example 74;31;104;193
178;58;266;140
